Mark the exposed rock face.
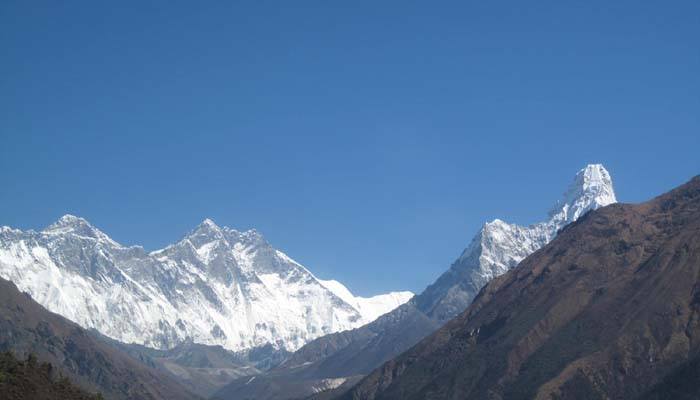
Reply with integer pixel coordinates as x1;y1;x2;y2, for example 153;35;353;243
215;164;616;400
0;277;197;400
342;175;700;400
0;217;411;354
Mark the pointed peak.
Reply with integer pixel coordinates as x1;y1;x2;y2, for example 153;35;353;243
549;163;617;225
178;218;267;248
182;218;225;245
582;163;607;173
576;164;614;191
568;164;616;203
186;218;225;236
198;218;221;230
46;214;93;230
43;215;120;246
484;218;507;228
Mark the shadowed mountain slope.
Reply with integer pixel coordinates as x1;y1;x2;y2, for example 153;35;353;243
0;351;101;400
0;277;198;400
342;175;700;400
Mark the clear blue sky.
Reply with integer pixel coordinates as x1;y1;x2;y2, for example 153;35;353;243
1;1;698;296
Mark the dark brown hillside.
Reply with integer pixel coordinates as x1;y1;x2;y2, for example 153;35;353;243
0;351;102;400
0;277;199;400
342;176;700;400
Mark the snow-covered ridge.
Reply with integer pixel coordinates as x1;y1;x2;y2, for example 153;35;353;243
548;163;616;227
417;164;617;322
319;279;413;323
0;217;412;352
463;164;616;283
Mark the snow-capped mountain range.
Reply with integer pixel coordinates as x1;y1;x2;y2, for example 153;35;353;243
0;217;412;353
415;163;617;321
211;164;618;400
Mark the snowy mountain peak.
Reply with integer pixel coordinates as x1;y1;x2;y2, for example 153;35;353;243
580;163;612;187
549;164;616;225
483;218;508;231
199;217;220;229
46;214;91;230
568;163;615;202
0;217;412;353
421;164;617;323
186;219;263;245
43;214;120;247
185;218;225;243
